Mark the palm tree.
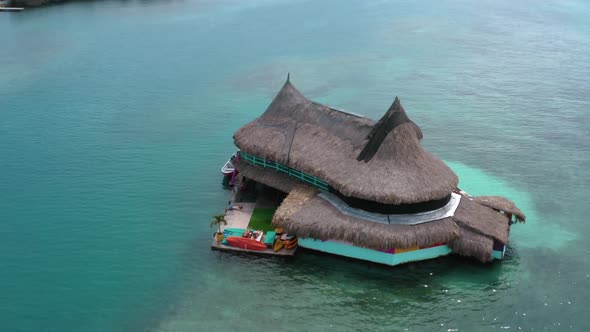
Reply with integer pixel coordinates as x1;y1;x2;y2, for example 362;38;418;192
210;214;227;235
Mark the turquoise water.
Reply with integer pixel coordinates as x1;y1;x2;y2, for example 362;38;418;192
1;0;589;331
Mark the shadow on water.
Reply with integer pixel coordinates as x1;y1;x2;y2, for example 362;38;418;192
129;164;547;332
139;240;524;331
138;160;533;331
288;247;515;287
221;176;231;190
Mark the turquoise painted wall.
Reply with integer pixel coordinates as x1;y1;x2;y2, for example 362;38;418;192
299;238;453;266
492;247;506;260
300;238;504;265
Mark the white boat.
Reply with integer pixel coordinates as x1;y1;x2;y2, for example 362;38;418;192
0;0;23;11
221;152;237;177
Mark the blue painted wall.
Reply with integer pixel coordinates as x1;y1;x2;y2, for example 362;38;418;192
299;238;453;266
300;238;505;265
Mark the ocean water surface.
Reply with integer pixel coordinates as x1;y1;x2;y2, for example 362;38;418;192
1;0;589;331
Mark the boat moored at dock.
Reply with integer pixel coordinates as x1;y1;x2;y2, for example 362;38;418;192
221;152;237;177
0;0;24;11
225;236;267;251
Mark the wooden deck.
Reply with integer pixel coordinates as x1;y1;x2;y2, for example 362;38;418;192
212;174;295;256
221;202;255;230
211;238;297;256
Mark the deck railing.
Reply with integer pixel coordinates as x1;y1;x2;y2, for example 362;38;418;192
239;151;330;191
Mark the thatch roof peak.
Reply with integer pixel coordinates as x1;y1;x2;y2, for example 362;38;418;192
385;97;415;131
259;76;310;121
278;77;305;98
357;97;423;162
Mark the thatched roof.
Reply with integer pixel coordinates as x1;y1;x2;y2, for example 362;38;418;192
473;196;526;222
448;228;494;263
234;78;458;205
272;185;459;249
235;160;298;193
272;184;511;263
452;197;510;244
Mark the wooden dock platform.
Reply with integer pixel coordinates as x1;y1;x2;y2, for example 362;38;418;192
222;202;255;230
211;238;297;256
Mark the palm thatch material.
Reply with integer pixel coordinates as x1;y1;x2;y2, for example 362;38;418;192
272;184;512;262
234;78;458;205
272;185;459;250
234;160;298;193
448;228;494;263
452;197;510;244
272;184;317;222
474;196;526;222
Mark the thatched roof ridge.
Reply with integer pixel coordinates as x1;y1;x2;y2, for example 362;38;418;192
271;184;513;262
357;97;423;162
234;78;458;204
473;196;526;222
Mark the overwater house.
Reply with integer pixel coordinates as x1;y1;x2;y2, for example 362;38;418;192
222;76;525;266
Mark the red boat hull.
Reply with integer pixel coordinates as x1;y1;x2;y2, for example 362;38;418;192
225;236;267;251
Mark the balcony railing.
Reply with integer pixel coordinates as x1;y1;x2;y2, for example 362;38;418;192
239;151;330;191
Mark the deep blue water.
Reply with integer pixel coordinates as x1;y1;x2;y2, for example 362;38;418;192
1;1;589;331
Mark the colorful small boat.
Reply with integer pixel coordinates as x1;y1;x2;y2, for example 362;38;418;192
225;236;267;251
221;152;237;177
273;239;284;252
284;238;298;249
